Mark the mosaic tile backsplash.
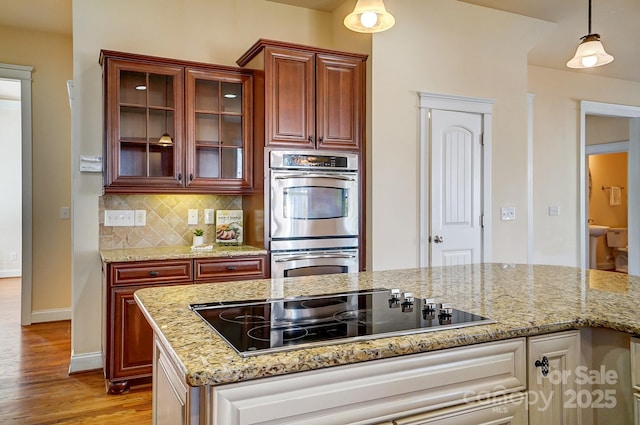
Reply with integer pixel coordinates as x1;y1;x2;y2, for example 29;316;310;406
99;194;242;249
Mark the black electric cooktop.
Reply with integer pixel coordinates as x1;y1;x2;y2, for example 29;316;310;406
189;288;495;357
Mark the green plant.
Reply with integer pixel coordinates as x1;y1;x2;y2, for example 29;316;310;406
193;228;204;236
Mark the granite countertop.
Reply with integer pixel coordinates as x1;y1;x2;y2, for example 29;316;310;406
100;244;267;263
134;263;640;388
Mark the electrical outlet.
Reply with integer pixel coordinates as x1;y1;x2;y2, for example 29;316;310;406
104;210;135;226
188;209;198;225
134;210;146;226
500;207;516;221
204;209;215;224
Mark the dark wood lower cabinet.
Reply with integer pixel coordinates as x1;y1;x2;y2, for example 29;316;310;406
103;255;266;394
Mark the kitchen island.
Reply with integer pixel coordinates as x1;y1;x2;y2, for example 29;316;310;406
135;264;640;424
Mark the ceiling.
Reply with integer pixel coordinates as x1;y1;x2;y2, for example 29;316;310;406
0;0;637;82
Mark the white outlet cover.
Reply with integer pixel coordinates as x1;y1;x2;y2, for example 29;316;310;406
500;207;516;221
204;209;214;224
135;210;146;226
188;209;198;225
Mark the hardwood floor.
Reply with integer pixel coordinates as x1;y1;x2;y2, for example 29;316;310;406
0;278;152;424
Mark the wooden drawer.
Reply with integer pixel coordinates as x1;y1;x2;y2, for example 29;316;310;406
110;260;193;286
194;256;266;282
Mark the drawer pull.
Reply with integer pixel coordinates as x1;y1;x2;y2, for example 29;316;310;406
148;271;160;276
535;356;549;377
226;266;237;270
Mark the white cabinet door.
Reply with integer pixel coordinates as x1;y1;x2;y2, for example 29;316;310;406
528;330;580;425
154;335;190;425
393;394;527;425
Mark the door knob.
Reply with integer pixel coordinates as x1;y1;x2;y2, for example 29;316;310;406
433;235;444;243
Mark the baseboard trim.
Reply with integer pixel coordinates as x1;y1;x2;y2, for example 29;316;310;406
69;351;103;374
0;269;21;278
31;307;72;323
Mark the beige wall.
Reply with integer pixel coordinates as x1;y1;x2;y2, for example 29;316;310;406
370;0;553;270
71;0;370;366
528;66;640;266
0;26;72;317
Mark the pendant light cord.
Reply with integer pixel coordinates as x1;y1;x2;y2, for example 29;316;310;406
588;0;592;34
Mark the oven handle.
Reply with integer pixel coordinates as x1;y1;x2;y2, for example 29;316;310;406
274;253;357;262
274;173;356;182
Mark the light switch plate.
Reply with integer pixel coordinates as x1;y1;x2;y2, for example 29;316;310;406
188;209;198;225
104;210;135;226
135;210;146;226
204;209;215;224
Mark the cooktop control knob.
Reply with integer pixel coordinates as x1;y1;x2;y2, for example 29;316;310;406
401;292;414;312
421;298;437;319
439;303;453;317
389;289;401;308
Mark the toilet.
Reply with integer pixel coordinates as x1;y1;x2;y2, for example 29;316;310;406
606;228;628;273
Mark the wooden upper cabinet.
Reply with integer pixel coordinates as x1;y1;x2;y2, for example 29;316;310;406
237;39;368;152
100;50;254;194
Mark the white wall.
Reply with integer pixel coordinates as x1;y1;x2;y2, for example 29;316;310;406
0;98;21;277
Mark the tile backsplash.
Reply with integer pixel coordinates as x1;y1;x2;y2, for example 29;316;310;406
99;194;242;249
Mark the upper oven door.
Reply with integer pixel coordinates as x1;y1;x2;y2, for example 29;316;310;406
270;170;359;239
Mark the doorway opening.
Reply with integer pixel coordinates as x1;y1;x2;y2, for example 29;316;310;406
580;101;640;275
0;63;34;325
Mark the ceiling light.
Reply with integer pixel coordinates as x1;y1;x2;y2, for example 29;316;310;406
567;0;613;69
135;85;147;90
224;93;237;99
344;0;395;34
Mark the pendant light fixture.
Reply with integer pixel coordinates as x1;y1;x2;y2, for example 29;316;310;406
566;0;614;68
344;0;395;33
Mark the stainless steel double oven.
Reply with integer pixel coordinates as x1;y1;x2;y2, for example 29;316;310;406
268;150;359;278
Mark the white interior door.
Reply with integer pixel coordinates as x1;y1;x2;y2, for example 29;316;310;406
430;109;483;266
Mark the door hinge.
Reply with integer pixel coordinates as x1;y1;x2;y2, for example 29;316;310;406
428;236;432;243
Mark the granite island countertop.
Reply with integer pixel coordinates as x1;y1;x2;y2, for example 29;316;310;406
100;244;267;263
134;263;640;388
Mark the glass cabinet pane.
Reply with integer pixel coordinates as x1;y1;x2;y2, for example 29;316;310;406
120;71;147;105
195;113;219;143
149;145;174;177
221;82;242;113
148;74;174;108
120;107;147;140
196;146;219;178
195;80;219;111
221;148;243;179
120;142;147;176
149;110;174;141
221;115;242;147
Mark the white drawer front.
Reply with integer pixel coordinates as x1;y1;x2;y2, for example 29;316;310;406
210;338;527;425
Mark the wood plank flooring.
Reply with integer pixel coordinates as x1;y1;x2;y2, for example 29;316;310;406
0;278;152;424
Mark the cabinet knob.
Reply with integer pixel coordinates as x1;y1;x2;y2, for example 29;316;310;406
318;137;323;143
149;271;159;276
189;173;193;181
535;356;549;376
226;266;236;270
177;173;182;181
308;135;313;143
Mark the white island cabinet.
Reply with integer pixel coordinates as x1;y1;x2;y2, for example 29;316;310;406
153;336;527;425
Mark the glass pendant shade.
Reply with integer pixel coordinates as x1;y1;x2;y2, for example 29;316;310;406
344;0;395;33
158;133;173;146
566;34;614;68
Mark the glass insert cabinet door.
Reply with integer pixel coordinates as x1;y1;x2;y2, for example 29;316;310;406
104;58;184;189
185;69;252;190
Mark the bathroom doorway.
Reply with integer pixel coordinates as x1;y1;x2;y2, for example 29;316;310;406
580;101;640;276
587;147;628;271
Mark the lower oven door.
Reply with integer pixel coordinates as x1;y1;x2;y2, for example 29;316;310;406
271;249;359;278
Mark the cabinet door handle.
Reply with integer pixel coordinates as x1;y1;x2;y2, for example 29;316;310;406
318;136;323;143
226;266;237;270
177;173;182;182
189;173;193;181
149;271;159;276
535;356;549;376
308;135;313;142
